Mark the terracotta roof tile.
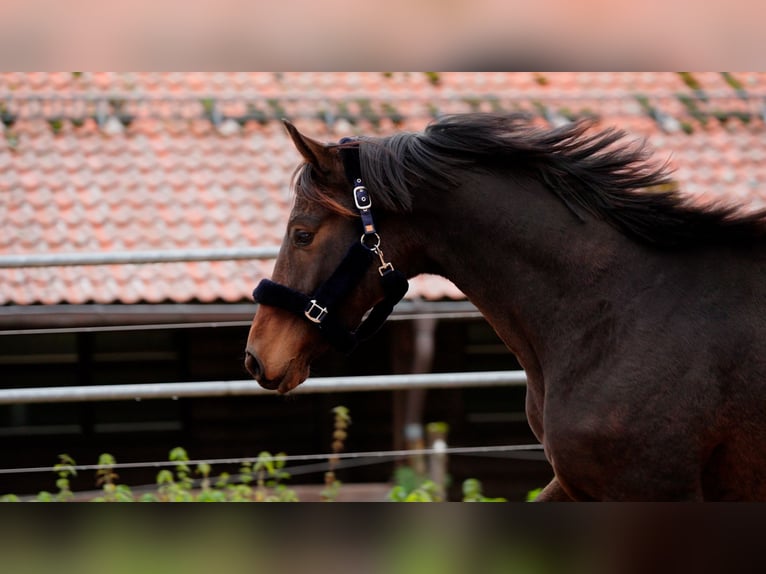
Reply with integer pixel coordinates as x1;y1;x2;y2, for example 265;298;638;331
2;72;766;305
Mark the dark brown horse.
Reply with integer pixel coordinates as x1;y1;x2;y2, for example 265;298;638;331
245;113;766;501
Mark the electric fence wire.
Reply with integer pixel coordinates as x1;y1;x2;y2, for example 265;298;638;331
0;444;545;477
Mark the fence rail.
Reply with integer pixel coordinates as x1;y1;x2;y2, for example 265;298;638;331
0;247;282;269
0;370;527;404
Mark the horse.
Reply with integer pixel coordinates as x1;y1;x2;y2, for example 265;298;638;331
244;112;766;501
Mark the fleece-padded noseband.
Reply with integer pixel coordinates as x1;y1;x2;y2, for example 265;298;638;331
251;141;409;353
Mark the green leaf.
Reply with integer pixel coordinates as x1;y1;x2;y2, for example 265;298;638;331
98;453;116;466
462;478;482;500
54;454;77;477
169;447;189;462
526;487;543;502
426;421;448;435
36;491;54;502
156;469;174;485
273;453;288;471
423;72;441;86
114;484;135;502
331;406;351;424
196;490;226;502
215;472;230;488
254;451;275;475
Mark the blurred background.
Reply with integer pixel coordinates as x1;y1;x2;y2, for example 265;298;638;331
2;0;766;69
2;72;766;501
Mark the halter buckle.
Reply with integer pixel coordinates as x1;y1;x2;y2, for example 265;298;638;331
304;299;328;324
353;185;371;210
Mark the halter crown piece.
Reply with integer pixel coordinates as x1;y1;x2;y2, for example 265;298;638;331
251;138;409;353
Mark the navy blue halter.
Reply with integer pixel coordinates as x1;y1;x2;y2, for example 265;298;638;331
252;140;409;353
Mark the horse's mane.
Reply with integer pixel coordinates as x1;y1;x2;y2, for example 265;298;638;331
304;113;766;248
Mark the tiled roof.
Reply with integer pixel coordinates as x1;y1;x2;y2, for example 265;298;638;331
2;72;766;305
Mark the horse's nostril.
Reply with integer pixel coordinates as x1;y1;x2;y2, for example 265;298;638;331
244;351;263;380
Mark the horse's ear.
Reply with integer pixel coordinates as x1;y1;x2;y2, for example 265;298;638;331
283;119;334;174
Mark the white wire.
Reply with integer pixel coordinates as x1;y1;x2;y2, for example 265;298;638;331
0;444;544;476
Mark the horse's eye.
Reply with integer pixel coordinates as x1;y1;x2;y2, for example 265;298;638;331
292;230;315;247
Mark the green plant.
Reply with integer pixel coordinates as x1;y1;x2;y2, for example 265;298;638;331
634;93;662;124
321;405;351;501
387;465;443;502
382;102;405;126
222;461;256;502
335;101;356;126
678;72;708;101
200;97;216;117
721;72;747;98
253;451;297;502
0;102;16;128
388;465;508;503
677;93;708;126
243;103;269;125
462;478;506;502
426;102;440;120
266;99;287;123
388;476;442;502
92;453;134;502
155;447;195;502
531;100;550;120
4;129;21;150
47;118;64;134
679;121;694;135
423;72;441;86
357;99;381;128
194;462;226;502
462;97;483;113
52;454;76;502
3;447;300;502
526;487;543;502
487;96;505;113
390;465;423;495
0;405;504;503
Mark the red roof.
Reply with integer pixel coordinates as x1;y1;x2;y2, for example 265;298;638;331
2;72;766;305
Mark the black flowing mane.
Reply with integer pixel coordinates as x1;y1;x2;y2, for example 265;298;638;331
300;113;766;248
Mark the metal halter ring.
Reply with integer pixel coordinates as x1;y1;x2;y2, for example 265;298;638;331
360;232;381;251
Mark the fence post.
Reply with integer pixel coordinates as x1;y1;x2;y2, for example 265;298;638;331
404;422;427;476
426;421;449;501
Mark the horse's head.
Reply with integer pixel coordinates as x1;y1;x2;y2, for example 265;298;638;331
244;121;409;393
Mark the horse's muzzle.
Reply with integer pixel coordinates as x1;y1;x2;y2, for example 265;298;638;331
244;350;280;390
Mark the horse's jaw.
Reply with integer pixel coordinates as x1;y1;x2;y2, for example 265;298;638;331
273;361;311;395
245;353;311;394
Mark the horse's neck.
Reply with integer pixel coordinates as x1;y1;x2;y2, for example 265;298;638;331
415;174;636;377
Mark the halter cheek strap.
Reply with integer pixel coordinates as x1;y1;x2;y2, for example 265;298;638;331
251;141;409;354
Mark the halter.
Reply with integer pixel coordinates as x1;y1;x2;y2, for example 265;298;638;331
251;140;409;353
